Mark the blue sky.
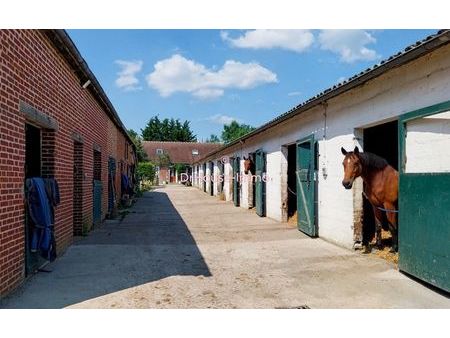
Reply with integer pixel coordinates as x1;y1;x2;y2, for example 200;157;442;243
68;29;436;141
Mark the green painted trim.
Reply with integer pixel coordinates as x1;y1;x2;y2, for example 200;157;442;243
399;100;450;174
296;134;315;145
296;133;317;237
399;100;450;123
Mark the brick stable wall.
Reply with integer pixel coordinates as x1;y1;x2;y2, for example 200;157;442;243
0;30;135;297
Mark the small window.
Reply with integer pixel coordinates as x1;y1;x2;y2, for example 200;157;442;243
156;148;163;155
192;149;199;155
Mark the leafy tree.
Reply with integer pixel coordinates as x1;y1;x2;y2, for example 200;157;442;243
174;163;187;174
221;121;255;144
127;129;148;162
155;153;171;168
141;116;162;141
206;134;221;143
141;116;197;142
137;161;156;181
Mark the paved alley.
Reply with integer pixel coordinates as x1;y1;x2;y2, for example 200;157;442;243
1;185;449;309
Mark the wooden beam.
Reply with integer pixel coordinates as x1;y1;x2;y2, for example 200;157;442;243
19;101;59;131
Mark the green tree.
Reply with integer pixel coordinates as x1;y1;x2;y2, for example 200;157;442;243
174;163;187;174
155;153;171;168
137;161;156;181
221;121;255;144
205;134;221;143
141;116;197;142
127;129;148;162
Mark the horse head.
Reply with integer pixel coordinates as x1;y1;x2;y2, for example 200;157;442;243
341;146;362;189
243;155;255;175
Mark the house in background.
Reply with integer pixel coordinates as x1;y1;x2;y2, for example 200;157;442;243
143;141;221;184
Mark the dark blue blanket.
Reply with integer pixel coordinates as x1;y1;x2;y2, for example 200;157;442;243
25;177;58;261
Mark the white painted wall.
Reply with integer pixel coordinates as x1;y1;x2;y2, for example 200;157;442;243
213;160;219;196
193;43;450;249
406;110;450;173
223;161;233;201
205;163;211;194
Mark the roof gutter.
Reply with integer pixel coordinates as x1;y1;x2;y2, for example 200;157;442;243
43;29;137;152
194;29;450;164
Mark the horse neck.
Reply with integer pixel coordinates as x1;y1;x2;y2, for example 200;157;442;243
360;164;384;186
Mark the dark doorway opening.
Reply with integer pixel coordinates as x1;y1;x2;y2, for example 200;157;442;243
219;161;225;194
287;143;297;221
25;124;41;178
73;142;83;236
209;161;214;196
202;163;207;193
24;123;44;276
362;120;398;250
92;149;102;228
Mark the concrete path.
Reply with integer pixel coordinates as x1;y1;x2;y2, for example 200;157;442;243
1;185;448;308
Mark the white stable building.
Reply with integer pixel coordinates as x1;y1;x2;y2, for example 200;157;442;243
192;30;450;292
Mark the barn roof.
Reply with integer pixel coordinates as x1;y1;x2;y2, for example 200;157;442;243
194;29;450;164
143;141;222;165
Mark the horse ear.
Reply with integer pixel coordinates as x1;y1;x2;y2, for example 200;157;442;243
243;156;247;160
354;146;360;154
341;147;347;155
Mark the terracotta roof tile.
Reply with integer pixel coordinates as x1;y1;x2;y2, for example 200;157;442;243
143;141;222;165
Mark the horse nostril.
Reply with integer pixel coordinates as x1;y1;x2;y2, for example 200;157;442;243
342;181;352;189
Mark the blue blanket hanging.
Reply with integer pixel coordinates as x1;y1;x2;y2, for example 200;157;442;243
25;177;59;261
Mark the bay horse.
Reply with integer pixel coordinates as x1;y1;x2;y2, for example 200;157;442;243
341;146;399;252
243;155;255;175
243;155;256;208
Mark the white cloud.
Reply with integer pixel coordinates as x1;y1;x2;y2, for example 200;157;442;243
193;88;224;99
288;91;301;96
336;76;347;84
114;60;143;91
146;54;277;99
206;114;242;125
221;30;314;53
318;30;380;63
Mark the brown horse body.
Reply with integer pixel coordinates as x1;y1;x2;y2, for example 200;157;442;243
341;146;399;252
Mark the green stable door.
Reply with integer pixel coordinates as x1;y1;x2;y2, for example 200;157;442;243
296;134;317;237
255;149;266;217
233;157;240;207
398;101;450;292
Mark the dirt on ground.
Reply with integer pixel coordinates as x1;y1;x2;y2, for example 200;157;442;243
368;229;399;265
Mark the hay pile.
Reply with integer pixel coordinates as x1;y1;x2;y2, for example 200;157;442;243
287;211;298;228
370;229;399;265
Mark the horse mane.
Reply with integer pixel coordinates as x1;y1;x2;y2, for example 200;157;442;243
357;152;388;170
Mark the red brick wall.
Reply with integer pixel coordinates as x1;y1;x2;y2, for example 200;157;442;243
0;30;135;297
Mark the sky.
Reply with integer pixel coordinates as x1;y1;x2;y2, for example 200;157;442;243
68;29;437;141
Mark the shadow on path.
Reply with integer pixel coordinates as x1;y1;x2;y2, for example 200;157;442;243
1;191;210;308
